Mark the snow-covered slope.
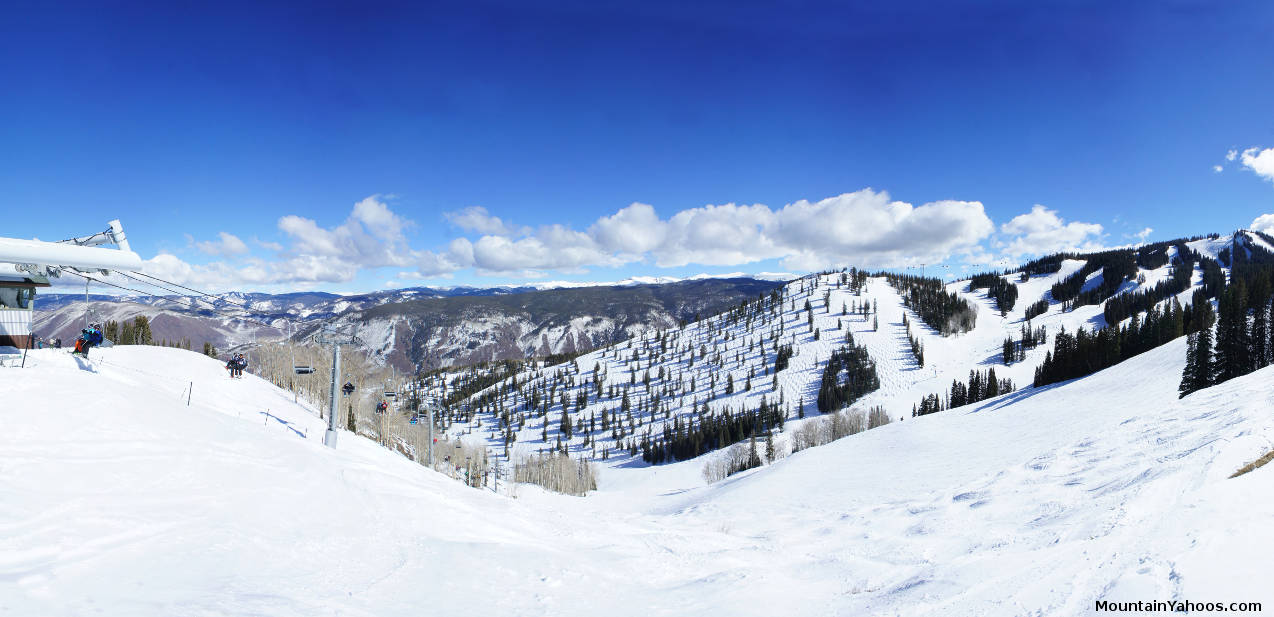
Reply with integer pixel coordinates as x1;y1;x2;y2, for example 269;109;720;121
425;230;1274;478
427;246;1194;469
3;340;1272;615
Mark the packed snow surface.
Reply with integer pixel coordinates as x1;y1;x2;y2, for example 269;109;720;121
3;340;1272;616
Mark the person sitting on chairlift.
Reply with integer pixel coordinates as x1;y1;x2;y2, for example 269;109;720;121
74;324;104;357
225;353;248;378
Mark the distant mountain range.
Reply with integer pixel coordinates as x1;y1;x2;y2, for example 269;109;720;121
33;276;789;370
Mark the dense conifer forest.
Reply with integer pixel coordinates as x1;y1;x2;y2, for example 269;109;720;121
883;273;977;335
969;272;1018;316
815;335;881;413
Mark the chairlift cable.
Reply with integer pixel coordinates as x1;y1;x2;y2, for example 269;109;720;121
71;270;284;334
132;270;357;336
109;269;356;339
64;271;310;344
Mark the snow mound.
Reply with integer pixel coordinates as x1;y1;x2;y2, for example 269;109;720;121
3;343;1273;616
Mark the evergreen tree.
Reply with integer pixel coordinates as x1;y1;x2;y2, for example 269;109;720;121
132;315;153;345
1269;296;1274;369
1187;319;1215;395
560;408;572;438
1179;332;1200;398
1250;275;1270;369
1214;279;1251;382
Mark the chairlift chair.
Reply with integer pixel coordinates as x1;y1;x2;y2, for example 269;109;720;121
291;344;314;375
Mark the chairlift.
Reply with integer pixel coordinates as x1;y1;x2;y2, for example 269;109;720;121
341;381;355;396
290;345;314;375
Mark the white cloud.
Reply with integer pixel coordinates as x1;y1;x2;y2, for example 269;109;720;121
253;237;284;252
463;189;988;274
655;202;782;267
194;232;250;257
351;195;412;242
999;205;1104;258
767;192;994;271
469;226;617;273
1213;165;1223;173
276;195;414;277
140;190;1100;290
1227;149;1238;162
421;189;996;276
589;203;666;256
1251;214;1274;235
148;196;423;289
1240;147;1274;182
1133;227;1153;242
443;206;526;236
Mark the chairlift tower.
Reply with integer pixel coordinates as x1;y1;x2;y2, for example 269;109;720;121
313;327;359;449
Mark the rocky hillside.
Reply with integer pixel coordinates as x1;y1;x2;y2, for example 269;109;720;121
336;278;786;372
32;278;786;369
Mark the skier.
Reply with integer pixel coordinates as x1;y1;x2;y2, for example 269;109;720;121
73;324;104;357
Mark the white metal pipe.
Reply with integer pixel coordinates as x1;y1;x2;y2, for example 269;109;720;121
107;220;131;253
0;236;143;271
324;343;340;448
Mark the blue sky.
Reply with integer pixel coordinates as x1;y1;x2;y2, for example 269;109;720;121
3;1;1274;293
